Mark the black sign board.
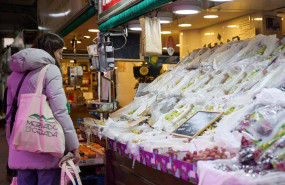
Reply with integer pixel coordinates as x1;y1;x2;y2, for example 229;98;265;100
172;111;223;139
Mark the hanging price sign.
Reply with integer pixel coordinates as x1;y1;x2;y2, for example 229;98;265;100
166;36;174;56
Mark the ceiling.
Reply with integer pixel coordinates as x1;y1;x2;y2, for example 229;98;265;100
1;0;285;53
62;0;285;55
0;0;38;38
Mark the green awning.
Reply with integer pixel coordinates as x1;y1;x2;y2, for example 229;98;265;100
99;0;172;31
59;7;97;38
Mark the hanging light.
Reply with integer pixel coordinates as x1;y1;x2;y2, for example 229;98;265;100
172;1;201;15
227;25;238;28
157;12;173;24
49;10;71;17
253;17;263;21
204;15;219;19
204;32;215;35
209;0;233;2
70;40;81;44
128;20;141;31
179;23;192;27
161;31;171;34
88;29;99;32
129;25;141;31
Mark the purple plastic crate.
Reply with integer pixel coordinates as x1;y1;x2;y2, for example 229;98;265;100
154;153;172;173
173;159;198;184
107;138;117;152
140;149;155;168
116;142;127;156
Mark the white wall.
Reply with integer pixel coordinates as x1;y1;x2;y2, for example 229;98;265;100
115;61;142;107
180;30;201;59
180;12;284;57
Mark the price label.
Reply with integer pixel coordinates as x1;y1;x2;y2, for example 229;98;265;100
106;46;113;52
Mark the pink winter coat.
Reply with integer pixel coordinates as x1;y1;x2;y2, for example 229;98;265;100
6;48;79;169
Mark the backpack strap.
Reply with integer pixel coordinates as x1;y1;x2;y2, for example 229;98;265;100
35;64;50;95
6;70;30;134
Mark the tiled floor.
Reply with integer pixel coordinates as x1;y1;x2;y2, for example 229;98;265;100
0;125;11;185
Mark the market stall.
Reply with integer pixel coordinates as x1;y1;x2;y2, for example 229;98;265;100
42;0;285;184
75;121;106;185
79;33;285;185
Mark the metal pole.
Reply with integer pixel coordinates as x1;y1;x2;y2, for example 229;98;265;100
98;72;103;120
98;71;101;102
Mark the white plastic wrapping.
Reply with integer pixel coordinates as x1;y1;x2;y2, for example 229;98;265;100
197;159;285;185
94;35;285;183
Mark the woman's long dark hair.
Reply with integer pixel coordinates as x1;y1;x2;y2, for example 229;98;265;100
32;32;64;69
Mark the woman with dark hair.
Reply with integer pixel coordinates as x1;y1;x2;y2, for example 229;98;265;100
6;32;80;185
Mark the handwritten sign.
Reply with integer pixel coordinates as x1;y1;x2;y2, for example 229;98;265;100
172;111;223;139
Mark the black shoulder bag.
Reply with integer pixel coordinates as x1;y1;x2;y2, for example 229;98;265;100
6;71;30;134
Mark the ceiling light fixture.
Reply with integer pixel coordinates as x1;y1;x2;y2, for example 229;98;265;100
128;20;141;31
161;31;171;34
88;29;99;32
49;10;71;17
178;23;192;27
70;40;81;44
209;0;233;2
63;47;67;49
129;26;142;31
172;1;201;15
253;17;263;21
204;15;219;19
157;12;173;24
163;47;167;50
176;44;180;47
38;26;49;30
227;25;238;28
204;32;215;35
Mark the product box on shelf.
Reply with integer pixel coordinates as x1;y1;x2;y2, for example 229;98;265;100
67;66;76;86
146;148;200;184
79;158;104;166
172;151;200;184
116;142;127;156
78;142;105;165
88;142;105;156
107;138;117;152
153;148;173;173
107;139;200;184
140;147;156;168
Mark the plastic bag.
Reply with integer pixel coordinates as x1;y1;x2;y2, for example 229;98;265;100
198;158;285;185
271;136;285;171
59;152;82;185
237;105;285;140
10;177;17;185
197;159;252;185
110;93;156;121
256;123;285;157
255;88;285;107
245;59;285;97
149;95;181;123
139;16;162;56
